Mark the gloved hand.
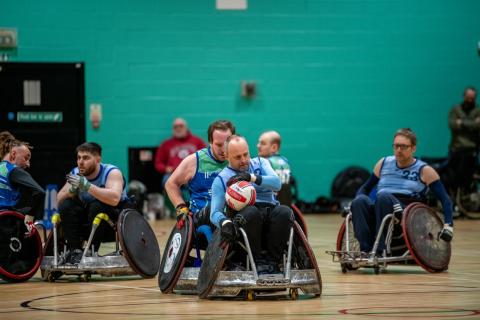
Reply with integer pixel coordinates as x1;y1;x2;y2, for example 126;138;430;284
175;204;190;229
66;174;91;192
68;183;79;195
439;224;453;242
220;219;236;243
24;214;35;237
227;172;252;187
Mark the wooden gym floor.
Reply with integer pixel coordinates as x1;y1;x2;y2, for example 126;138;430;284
1;213;480;320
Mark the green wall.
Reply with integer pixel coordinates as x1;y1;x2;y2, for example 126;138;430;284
2;0;479;200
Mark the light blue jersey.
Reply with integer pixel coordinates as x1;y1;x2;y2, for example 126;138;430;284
377;156;428;199
71;163;128;204
210;157;281;227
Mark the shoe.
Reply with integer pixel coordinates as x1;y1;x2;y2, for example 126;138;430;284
68;249;84;264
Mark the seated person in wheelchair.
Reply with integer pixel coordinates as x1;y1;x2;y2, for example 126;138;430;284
57;142;130;264
210;135;293;273
0;132;45;232
351;128;454;255
257;130;295;205
165;120;235;235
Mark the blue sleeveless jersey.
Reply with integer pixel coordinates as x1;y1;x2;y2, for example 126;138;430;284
377;156;427;199
0;161;20;208
71;163;128;204
188;147;228;214
217;157;278;205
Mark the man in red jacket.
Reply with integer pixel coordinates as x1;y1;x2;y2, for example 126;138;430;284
154;118;206;216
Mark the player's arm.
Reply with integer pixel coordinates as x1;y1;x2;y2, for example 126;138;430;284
210;177;227;228
165;153;196;208
256;158;281;191
356;158;383;196
82;169;124;206
9;167;45;219
421;165;453;225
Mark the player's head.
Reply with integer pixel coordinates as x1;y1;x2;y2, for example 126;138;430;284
393;128;417;163
172;118;188;139
226;135;250;171
0;132;32;169
76;142;102;176
10;142;32;169
257;130;281;157
207;120;236;161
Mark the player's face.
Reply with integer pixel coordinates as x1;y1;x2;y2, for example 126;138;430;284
210;129;232;161
228;141;251;171
393;135;416;164
11;145;31;169
77;151;100;177
257;134;273;157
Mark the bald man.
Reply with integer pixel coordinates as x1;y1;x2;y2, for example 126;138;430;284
210;135;293;273
257;131;293;205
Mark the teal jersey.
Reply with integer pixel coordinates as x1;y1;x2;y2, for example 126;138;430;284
188;147;228;214
268;154;291;185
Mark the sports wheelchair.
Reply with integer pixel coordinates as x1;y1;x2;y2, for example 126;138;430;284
157;205;310;295
41;208;160;282
196;220;322;300
326;202;451;274
0;210;44;282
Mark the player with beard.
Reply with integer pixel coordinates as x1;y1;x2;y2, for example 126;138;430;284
57;142;129;264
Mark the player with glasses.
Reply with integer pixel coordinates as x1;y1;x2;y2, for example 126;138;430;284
350;128;454;255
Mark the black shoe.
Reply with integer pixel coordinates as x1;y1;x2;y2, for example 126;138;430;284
68;249;84;264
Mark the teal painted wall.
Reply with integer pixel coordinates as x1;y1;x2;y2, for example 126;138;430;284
2;0;479;200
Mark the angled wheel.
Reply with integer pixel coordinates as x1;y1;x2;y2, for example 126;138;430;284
336;219;360;271
291;204;308;238
0;211;43;282
456;188;480;219
158;215;193;293
402;203;451;273
118;209;161;278
292;221;322;296
197;229;229;299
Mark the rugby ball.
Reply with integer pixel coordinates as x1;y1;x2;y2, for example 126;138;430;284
225;181;256;211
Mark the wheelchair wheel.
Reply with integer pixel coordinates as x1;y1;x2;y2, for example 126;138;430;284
291;204;308;238
0;210;43;282
197;228;229;299
402;203;451;273
456;188;480;219
117;209;161;278
336;219;360;271
292;221;322;296
158;215;193;293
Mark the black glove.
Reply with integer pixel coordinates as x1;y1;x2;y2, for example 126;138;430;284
220;219;236;243
227;172;252;187
439;224;453;242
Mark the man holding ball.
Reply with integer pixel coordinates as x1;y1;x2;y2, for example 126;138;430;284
210;135;293;273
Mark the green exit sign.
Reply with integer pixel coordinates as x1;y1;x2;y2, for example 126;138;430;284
17;112;63;123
